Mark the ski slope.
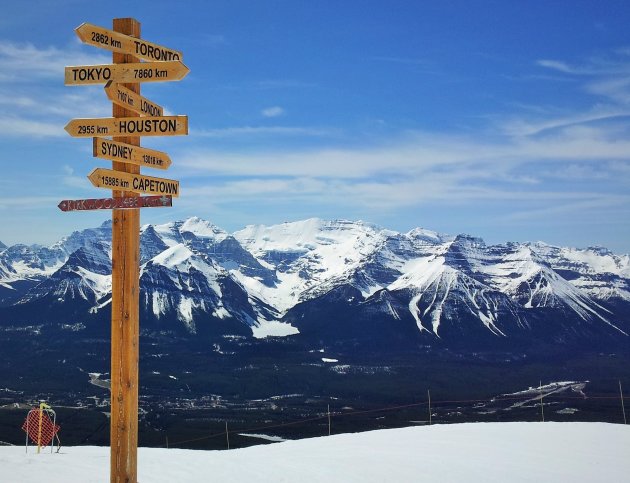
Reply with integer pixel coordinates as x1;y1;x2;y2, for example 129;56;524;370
1;422;628;482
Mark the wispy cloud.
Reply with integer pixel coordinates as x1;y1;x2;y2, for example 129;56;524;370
536;59;578;74
537;51;630;106
0;40;111;139
190;125;335;138
174;117;630;227
498;106;630;137
0;40;109;81
496;51;630;138
498;194;630;223
181;123;630;179
0;195;62;210
0;90;109;118
0;117;63;137
194;33;227;48
261;106;285;118
537;56;630;76
586;78;630;104
214;79;317;91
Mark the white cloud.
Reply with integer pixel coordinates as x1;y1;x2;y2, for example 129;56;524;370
498;195;630;223
180;123;630;180
498;106;630;137
173;115;630;222
261;106;285;118
0;40;110;82
63;174;90;189
0;41;111;139
190;125;334;138
537;52;630;105
536;59;577;74
0;195;62;210
0;117;64;137
586;77;630;104
174;45;630;232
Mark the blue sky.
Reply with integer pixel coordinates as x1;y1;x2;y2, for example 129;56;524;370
1;1;629;252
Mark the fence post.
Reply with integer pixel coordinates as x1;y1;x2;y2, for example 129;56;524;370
620;380;627;425
226;421;230;450
37;403;44;454
428;389;432;425
539;381;545;422
327;404;331;436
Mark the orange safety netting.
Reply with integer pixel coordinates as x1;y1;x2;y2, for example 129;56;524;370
22;409;60;447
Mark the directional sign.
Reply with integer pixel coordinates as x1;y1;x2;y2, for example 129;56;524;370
75;22;183;62
105;81;163;117
58;195;172;212
65;115;188;137
93;138;171;169
88;168;180;197
65;61;189;85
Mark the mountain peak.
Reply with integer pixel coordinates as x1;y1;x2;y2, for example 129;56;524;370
180;217;228;240
452;234;486;248
406;227;444;243
585;246;613;256
0;240;6;250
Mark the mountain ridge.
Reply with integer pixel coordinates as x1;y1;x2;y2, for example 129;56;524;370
1;217;629;350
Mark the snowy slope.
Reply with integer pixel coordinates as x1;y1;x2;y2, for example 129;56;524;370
139;223;286;335
234;219;395;312
1;423;628;483
527;242;630;302
13;242;112;308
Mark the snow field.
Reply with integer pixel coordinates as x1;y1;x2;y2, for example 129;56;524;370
2;422;628;482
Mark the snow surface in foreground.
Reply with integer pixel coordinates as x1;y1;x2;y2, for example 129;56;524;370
2;422;628;482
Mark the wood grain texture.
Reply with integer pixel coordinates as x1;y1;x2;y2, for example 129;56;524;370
110;17;140;483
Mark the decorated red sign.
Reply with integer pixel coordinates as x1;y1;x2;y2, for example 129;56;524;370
58;195;172;212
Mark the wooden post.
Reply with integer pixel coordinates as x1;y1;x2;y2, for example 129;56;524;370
37;403;44;454
539;381;545;422
110;17;141;483
225;421;230;450
327;404;331;436
427;389;432;425
620;380;627;425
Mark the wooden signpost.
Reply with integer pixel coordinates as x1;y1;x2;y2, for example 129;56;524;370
58;196;172;212
105;81;164;116
88;168;180;197
59;17;187;483
64;115;188;137
93;138;171;169
75;22;183;61
65;60;189;85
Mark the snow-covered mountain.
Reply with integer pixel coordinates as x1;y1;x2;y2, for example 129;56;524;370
1;217;629;349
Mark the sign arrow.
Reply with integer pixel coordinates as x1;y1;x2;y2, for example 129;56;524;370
75;22;183;62
58;195;173;212
93;138;171;170
64;116;188;137
105;81;163;117
65;61;189;85
88;168;180;197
